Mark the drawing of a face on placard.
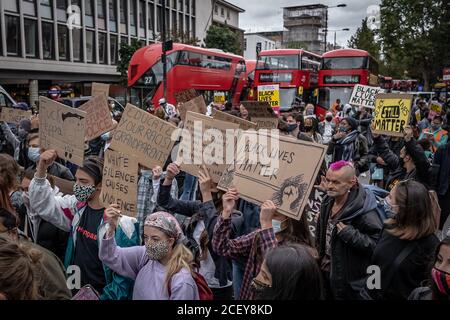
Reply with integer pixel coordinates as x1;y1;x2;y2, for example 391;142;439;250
61;112;84;159
271;174;308;212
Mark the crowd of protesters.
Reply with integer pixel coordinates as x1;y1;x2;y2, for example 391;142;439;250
0;94;449;301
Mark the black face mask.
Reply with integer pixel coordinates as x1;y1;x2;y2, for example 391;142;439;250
303;126;313;132
326;116;333;122
399;156;405;168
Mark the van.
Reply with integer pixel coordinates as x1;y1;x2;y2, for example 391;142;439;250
0;85;18;108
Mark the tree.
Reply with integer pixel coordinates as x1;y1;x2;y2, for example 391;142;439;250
204;24;240;55
378;0;449;90
348;18;381;61
285;41;309;50
117;39;142;84
157;29;200;46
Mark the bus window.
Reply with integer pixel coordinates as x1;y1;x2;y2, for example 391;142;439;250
322;57;368;70
257;55;299;70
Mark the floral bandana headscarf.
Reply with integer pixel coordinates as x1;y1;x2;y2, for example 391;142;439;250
144;211;184;244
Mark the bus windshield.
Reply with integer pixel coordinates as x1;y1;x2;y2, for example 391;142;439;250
322;57;367;70
257;55;299;70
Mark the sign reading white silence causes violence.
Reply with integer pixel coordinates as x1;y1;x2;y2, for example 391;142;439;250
100;149;139;217
80;94;115;141
349;85;386;109
110;103;177;168
38;96;86;166
218;133;327;220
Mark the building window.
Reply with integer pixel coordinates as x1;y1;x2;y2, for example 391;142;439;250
185;0;189;14
109;0;117;32
185;15;189;34
214;5;218;14
221;7;224;17
98;32;107;64
56;0;67;22
6;15;21;56
4;0;19;13
98;0;106;18
86;30;95;63
56;0;66;9
85;0;94;27
72;28;83;61
24;19;38;58
139;0;145;29
110;34;118;65
227;10;230;19
172;0;176;10
120;0;127;23
121;35;128;44
178;0;183;11
165;9;170;33
148;3;154;36
23;0;37;17
191;0;194;15
40;0;53;19
58;25;69;60
42;22;54;59
130;0;137;35
157;6;162;32
172;11;177;33
178;13;183;34
244;38;247;51
191;17;195;37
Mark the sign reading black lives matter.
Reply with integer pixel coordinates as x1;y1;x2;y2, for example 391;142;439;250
110;103;177;168
349;84;386;109
218;133;327;220
372;93;413;137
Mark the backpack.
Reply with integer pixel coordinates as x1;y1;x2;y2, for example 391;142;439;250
169;270;213;300
363;184;390;222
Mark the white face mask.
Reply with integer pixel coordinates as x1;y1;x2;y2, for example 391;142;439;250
272;219;284;233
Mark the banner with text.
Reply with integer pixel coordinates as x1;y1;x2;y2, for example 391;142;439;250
372;93;413;137
0;108;32;124
80;94;115;141
212;109;257;131
257;85;280;111
349;84;386;109
178;95;208;121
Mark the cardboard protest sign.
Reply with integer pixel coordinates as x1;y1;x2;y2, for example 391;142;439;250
38;96;86;166
51;176;75;195
430;102;442;114
174;89;198;104
252;117;279;130
211;109;257;131
241;101;277;120
178;111;240;183
349;85;386;109
214;92;226;104
178;95;208;121
80;94;115;141
0;108;32;124
372;93;413;137
91;82;110;97
110;103;177;168
218;133;327;220
100;149;139;217
257;84;280;110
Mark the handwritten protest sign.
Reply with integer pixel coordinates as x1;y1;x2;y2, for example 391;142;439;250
212;109;257;131
80;95;115;141
218;133;326;220
242;101;276;120
178;111;240;183
39;97;86;166
100;149;138;217
91;82;110;97
0;108;32;124
214;92;226;104
430;102;442;114
252;117;279;130
178;95;207;121
349;85;386;109
51;176;75;195
257;84;280;110
305;186;326;243
110;103;176;168
174;89;198;104
372;93;413;137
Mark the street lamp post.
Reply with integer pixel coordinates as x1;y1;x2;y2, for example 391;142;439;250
323;4;347;53
322;28;350;50
162;0;167;98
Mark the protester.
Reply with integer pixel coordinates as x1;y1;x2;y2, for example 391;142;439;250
331;99;341;116
0;209;72;300
26;133;74;181
327;117;369;176
319;112;336;145
304;103;316;118
433;141;450;230
282;114;300;138
300;117;323;144
252;244;323;300
409;236;450;300
365;180;439;300
100;209;200;300
354;106;374;145
29;151;139;299
213;188;314;300
316;161;383;299
418;115;448;153
0;119;31;165
0;234;41;300
159;98;178;119
0;153;20;214
368;134;401;188
158;164;242;299
239;104;249;121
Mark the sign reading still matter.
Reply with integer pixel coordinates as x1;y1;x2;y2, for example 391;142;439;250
372;93;413;137
218;133;327;220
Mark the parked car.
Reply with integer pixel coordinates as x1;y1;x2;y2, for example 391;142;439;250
0;85;18;108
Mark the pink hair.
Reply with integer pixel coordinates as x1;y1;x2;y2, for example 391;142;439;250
329;160;354;171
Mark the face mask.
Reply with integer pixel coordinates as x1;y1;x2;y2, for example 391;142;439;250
145;239;170;260
100;132;110;141
303;126;312;132
306;109;314;116
272;219;287;234
251;278;271;299
73;183;96;202
326;116;333;122
339;126;348;133
27;147;40;163
286;123;297;133
431;267;450;296
383;200;397;219
431;124;441;131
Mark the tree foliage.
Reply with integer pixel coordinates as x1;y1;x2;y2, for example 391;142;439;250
285;41;309;50
117;39;142;84
204;24;241;55
348;18;381;61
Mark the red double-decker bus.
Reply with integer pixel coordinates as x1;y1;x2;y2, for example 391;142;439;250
318;48;379;117
128;43;247;108
253;49;321;111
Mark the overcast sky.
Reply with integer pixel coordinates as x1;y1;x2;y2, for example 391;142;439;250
232;0;381;47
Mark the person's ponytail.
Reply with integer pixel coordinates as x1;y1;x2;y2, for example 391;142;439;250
164;243;194;291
